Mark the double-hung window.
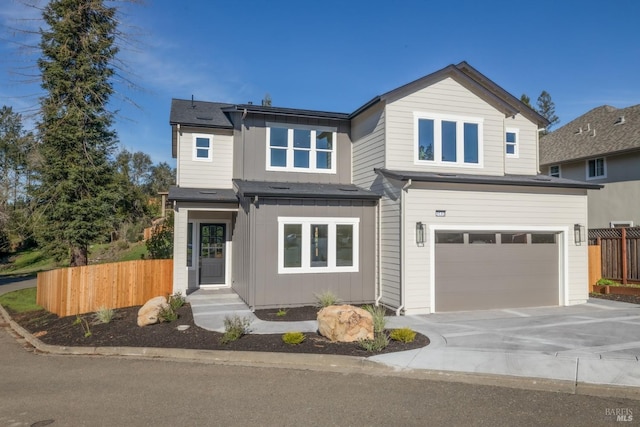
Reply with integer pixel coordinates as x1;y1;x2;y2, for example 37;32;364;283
415;113;483;166
586;158;606;179
549;165;560;178
192;134;213;161
267;123;337;173
505;128;518;157
278;217;359;273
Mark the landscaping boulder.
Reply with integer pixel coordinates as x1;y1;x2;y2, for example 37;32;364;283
137;296;169;327
317;305;374;342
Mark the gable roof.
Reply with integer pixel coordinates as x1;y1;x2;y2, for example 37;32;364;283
539;104;640;165
351;62;548;128
170;99;234;128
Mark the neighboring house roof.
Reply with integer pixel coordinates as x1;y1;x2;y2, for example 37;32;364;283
376;168;603;190
170;99;234;128
351;61;549;128
233;180;380;200
540;104;640;165
168;186;238;203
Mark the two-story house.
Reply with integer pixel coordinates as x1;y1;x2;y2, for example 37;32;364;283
169;62;599;314
540;105;639;229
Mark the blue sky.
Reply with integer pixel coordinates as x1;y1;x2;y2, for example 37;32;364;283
1;0;639;166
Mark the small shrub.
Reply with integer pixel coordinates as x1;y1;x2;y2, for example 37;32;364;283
116;240;129;250
362;304;387;334
158;306;178;323
358;333;389;352
168;292;186;311
93;306;115;324
314;290;342;308
276;308;288;317
73;315;92;338
220;315;251;344
596;278;619;286
389;327;416;343
282;331;306;345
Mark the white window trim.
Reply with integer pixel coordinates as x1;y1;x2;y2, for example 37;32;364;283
413;112;484;168
610;221;633;228
277;217;359;274
505;127;519;158
192;133;213;162
549;165;561;178
586;157;606;180
266;122;337;174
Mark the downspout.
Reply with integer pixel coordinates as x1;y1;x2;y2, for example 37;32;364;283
396;179;412;316
375;199;382;306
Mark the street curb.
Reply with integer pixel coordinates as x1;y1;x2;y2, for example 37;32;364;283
1;303;639;400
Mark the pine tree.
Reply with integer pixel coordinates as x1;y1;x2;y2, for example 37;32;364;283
35;0;120;266
520;94;532;109
536;90;560;134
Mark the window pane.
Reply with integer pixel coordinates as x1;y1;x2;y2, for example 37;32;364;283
501;233;526;244
293;150;309;168
464;123;478;163
270;127;288;147
442;121;457;162
270;148;287;167
196;149;209;158
310;224;328;267
187;223;193;267
435;232;464;244
196;137;210;148
293;129;311;148
506;132;516;143
549;166;560;177
532;233;556;244
316;131;333;150
469;233;495;244
418;119;434;161
316;151;331;169
506;145;515;155
283;224;302;268
336;225;353;267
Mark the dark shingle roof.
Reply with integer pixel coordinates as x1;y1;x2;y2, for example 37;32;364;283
223;104;349;120
170;99;234;128
376;168;602;190
540;104;640;165
233;180;380;200
168;186;238;203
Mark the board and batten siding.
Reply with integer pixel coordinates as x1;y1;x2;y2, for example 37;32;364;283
234;114;352;184
384;77;507;176
504;114;539;175
176;127;234;189
399;183;588;314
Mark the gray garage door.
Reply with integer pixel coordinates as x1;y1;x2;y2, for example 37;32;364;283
435;231;559;312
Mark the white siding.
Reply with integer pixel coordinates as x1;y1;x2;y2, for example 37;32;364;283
172;203;189;295
504;114;539;175
177;127;233;189
385;77;506;176
352;102;386;188
400;183;589;314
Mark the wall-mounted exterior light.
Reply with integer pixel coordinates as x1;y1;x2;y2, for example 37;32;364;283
416;222;425;246
574;224;585;245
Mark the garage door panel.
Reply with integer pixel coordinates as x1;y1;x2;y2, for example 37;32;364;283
435;232;559;312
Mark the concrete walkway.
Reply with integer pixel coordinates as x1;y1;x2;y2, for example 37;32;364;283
188;289;640;390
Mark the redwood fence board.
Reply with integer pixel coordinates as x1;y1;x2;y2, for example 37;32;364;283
37;259;174;317
589;227;640;284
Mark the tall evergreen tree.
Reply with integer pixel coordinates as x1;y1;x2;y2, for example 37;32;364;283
35;0;120;266
536;90;560;134
519;94;532;109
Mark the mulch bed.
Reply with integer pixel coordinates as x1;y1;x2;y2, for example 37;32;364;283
7;304;429;357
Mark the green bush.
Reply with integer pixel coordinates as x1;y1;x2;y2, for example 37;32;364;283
282;331;306;345
362;304;387;334
168;292;185;311
220;315;251;344
158;306;178;323
314;290;342;308
596;278;619;286
389;327;416;343
93;306;115;324
276;308;288;317
358;333;389;352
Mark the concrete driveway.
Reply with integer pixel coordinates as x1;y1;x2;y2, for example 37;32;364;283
376;298;640;388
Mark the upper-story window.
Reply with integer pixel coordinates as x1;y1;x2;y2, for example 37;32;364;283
414;113;483;167
586;157;606;180
192;134;213;162
549;165;561;178
505;128;518;157
266;123;337;173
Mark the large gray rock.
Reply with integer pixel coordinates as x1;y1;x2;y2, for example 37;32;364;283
317;305;374;342
137;296;169;327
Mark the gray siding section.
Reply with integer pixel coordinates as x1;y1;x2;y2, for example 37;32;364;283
246;198;376;309
234;114;352;184
352;102;386;188
232;197;252;306
378;177;402;308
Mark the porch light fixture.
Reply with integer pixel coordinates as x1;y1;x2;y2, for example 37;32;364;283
416;222;426;247
574;224;585;245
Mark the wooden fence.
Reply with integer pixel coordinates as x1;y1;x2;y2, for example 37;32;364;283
37;259;173;317
588;227;640;284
